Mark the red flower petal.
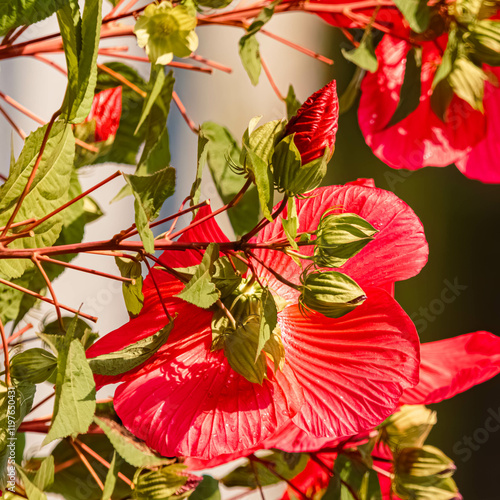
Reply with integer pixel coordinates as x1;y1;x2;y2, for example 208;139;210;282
87;87;122;142
400;331;500;405
252;184;428;292
358;35;486;170
456;67;500;183
284;80;339;164
279;287;419;438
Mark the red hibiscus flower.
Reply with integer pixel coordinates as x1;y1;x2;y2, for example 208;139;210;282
85;86;122;142
87;181;427;460
357;30;500;183
276;330;500;499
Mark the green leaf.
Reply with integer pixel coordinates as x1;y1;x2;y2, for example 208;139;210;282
190;475;221;500
16;465;47;500
133;465;188;499
115;256;144;318
83;196;104;223
393;0;431;33
94;63;147;165
239;34;261;86
339;67;364;115
469;19;500;66
88;320;174;376
0;122;75;279
33;456;54;491
210;256;247;298
43;317;96;445
59;0;103;123
102;451;122;500
386;47;422;128
222;452;308;488
256;287;278;360
125;167;176;254
199;122;259;236
285;84;301;120
190;128;210;207
135;66;166;134
0;0;69;36
281;197;299;250
246;119;285;165
48;434;134;500
323;453;382;500
177;243;220;308
243;145;273;220
94;416;172;468
448;56;487;111
342;35;378;73
10;348;57;384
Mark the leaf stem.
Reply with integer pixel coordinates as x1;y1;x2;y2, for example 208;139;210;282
172;91;199;133
69;439;105;491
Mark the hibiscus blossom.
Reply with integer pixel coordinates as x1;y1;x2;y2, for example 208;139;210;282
87;180;427;460
355;12;500;182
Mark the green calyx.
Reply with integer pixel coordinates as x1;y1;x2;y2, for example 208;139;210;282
313;211;377;268
134;1;199;66
299;269;366;319
272;134;330;197
467;20;500;66
211;279;284;385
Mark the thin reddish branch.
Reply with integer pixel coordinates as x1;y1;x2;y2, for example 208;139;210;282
260;56;284;101
190;53;232;73
98;62;147;97
143;254;172;320
0;276;98;322
32;254;64;329
70;440;105;491
0;110;60;238
75;438;134;488
32;53;67;75
28;391;55;415
0;103;26;139
0;319;10;386
172;91;199;133
6;323;33;345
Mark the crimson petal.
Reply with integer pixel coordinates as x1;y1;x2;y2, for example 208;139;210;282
400;331;500;405
279;287;419;438
87;87;122;142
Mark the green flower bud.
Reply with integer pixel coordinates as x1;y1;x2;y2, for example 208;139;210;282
299;270;366;318
272;133;330;196
314;212;377;268
134;2;199;66
10;348;57;384
196;0;233;9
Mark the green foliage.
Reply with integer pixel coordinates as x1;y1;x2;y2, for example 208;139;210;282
43;317;96;445
323;453;382;500
190;475;221;500
88;320;174;376
94;416;172;468
341;35;378;73
94;63;147;165
48;434;134;500
102;451;123;500
0;122;75;279
115;256;144;318
339;67;364;115
0;0;69;36
222;452;308;488
386;47;422;128
10;348;57;385
176;243;220;308
132;464;189;499
125;167;176;253
285;84;302;120
448;56;487;111
393;0;431;33
16;456;54;500
58;0;103;123
469;19;500;65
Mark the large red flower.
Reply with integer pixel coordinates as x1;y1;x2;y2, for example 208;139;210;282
358;33;500;183
87;181;427;460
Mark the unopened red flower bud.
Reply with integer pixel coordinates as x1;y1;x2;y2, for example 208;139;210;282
86;86;122;142
284;79;339;165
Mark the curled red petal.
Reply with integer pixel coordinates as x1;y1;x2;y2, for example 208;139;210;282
284;79;339;164
358;35;486;170
400;331;500;405
252;183;428;292
279;287;420;438
87;87;122;142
